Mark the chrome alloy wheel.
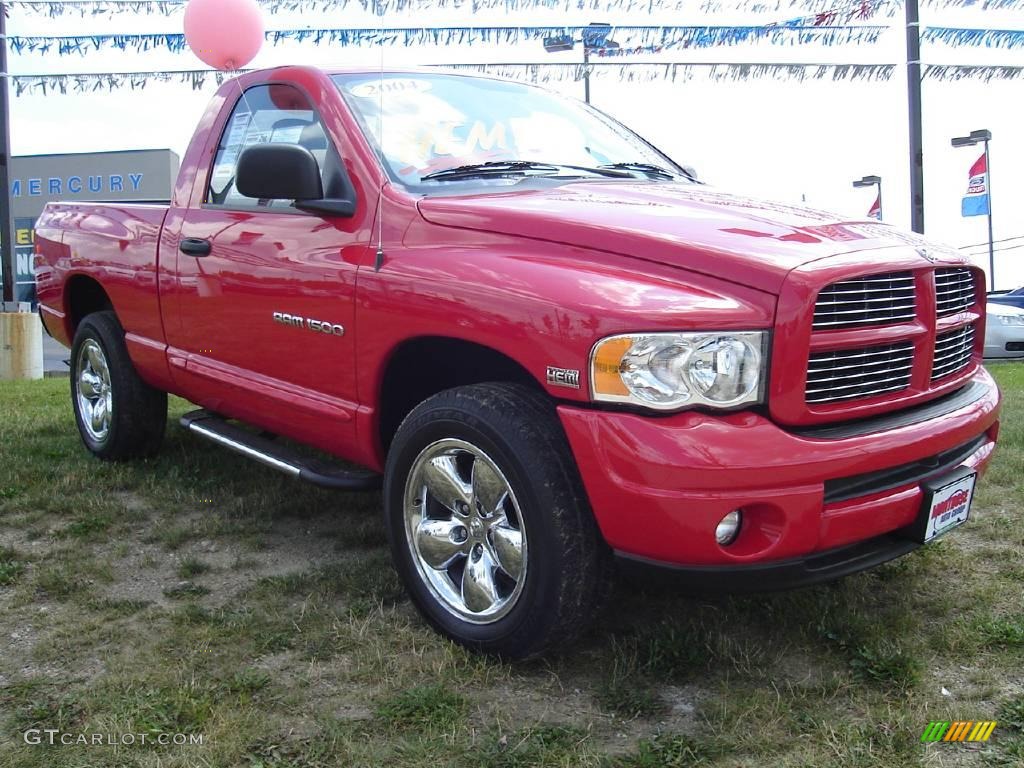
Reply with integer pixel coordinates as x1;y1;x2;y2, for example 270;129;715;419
76;339;113;443
404;439;528;624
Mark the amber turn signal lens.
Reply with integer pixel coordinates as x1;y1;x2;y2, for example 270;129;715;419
591;337;633;397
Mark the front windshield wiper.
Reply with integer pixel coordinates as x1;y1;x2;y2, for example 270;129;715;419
419;160;633;182
599;162;688;181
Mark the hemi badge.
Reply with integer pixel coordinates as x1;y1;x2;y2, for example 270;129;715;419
547;366;581;389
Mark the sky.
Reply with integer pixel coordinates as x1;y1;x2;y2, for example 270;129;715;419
7;1;1024;288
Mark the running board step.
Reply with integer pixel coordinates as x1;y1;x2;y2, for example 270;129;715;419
180;410;381;491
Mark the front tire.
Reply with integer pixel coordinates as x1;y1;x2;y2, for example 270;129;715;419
70;311;167;460
384;383;610;658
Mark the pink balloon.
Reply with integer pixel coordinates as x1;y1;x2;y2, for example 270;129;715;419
184;0;264;71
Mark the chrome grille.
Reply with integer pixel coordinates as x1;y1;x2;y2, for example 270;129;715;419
934;268;975;317
813;271;916;330
932;324;975;381
806;341;914;404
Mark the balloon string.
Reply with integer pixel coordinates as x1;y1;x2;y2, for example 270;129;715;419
232;70;255;129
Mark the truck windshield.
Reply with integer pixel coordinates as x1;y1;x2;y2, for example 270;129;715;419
332;73;685;190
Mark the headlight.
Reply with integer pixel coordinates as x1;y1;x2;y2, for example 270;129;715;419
590;331;767;411
993;313;1024;327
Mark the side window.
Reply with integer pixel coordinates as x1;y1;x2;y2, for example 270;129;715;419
207;84;335;209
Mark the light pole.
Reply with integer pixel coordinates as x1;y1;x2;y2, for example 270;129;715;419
853;175;882;221
543;23;619;105
583;46;591;105
952;129;994;290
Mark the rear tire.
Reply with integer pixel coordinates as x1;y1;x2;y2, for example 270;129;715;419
384;382;611;658
70;311;167;460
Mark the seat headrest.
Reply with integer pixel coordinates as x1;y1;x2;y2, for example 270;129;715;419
300;122;329;151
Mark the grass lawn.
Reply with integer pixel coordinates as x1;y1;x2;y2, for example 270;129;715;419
1;365;1022;767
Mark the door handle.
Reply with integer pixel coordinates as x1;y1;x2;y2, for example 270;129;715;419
179;238;212;257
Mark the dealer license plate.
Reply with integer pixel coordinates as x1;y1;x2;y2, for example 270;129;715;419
917;466;976;544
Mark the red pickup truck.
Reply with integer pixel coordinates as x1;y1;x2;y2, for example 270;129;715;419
34;66;1001;657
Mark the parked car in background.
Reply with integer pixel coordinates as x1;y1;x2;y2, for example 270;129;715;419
985;303;1024;359
988;287;1024;311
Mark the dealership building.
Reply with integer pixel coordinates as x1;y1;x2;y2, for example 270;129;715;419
1;149;179;303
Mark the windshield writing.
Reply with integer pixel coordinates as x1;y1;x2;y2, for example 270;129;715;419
333;74;678;188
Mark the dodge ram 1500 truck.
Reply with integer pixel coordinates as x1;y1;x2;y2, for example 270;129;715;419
35;66;1001;658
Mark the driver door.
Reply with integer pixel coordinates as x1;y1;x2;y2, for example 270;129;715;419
164;83;367;455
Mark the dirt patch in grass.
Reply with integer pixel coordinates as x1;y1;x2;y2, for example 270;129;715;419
96;507;349;610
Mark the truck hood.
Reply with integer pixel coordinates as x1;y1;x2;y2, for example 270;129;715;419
417;181;952;293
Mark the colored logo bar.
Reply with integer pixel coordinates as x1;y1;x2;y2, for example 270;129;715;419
921;721;997;742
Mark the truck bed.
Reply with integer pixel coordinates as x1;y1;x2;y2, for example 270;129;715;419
35;201;172;380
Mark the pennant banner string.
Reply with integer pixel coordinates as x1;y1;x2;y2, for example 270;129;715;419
772;0;901;27
922;63;1024;79
12;24;1024;57
8;61;1024;95
7;0;1024;18
0;0;894;18
5;24;892;57
922;26;1024;48
3;0;826;17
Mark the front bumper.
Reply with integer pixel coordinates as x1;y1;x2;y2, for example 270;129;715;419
984;321;1024;359
558;368;1001;573
615;533;920;594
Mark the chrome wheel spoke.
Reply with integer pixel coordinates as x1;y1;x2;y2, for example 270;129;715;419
415;518;469;570
79;370;102;398
462;548;500;613
490;524;524;581
472;458;507;518
82;400;95;428
85;343;105;374
91;398;108;432
423;455;472;515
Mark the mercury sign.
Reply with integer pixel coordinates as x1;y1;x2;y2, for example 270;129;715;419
12;174;147;198
2;149;179;303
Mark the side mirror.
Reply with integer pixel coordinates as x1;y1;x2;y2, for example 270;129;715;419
235;143;357;217
236;144;323;201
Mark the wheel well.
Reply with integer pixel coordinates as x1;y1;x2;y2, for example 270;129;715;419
378;337;542;452
66;276;114;334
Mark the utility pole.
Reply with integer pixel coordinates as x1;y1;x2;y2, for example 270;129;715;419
0;2;17;305
905;0;924;234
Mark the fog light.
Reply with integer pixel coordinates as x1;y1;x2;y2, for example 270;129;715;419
715;510;742;545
